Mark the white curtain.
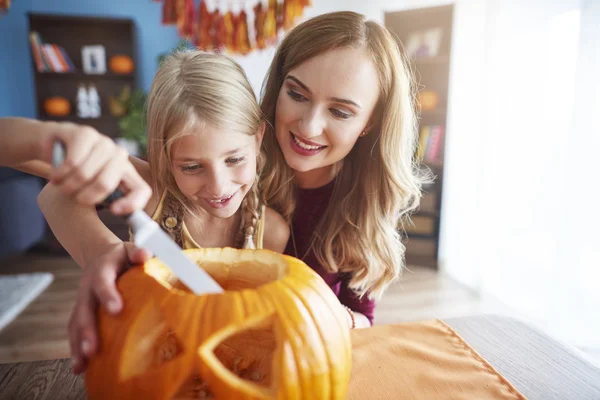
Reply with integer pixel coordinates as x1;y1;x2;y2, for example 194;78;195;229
440;0;600;349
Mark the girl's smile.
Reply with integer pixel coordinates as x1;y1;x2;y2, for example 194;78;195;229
202;190;238;209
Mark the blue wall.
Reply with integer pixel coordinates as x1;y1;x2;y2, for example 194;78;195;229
0;0;181;117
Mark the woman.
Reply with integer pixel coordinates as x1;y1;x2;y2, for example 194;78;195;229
259;11;424;328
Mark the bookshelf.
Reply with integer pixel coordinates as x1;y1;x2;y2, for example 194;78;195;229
385;5;454;269
27;13;138;249
27;13;137;139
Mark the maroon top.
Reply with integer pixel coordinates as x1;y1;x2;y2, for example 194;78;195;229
284;180;376;325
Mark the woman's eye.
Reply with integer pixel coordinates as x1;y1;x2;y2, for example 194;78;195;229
287;90;307;102
226;156;246;165
181;164;201;172
330;108;352;119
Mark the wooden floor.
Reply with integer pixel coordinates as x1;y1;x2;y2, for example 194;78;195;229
0;253;594;365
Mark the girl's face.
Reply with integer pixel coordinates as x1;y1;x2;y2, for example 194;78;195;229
170;123;261;219
274;47;380;176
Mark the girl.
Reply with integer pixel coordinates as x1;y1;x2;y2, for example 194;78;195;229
38;50;289;373
0;117;150;213
259;11;426;329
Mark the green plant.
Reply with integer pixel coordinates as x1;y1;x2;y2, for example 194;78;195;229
118;89;148;157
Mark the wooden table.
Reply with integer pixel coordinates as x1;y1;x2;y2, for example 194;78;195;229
2;316;599;399
0;358;84;399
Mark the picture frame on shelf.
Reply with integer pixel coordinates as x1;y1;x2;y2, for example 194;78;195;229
81;45;106;74
405;27;443;59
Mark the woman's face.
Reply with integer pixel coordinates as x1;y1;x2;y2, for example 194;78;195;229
274;47;380;176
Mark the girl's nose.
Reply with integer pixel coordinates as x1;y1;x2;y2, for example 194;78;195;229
206;169;228;198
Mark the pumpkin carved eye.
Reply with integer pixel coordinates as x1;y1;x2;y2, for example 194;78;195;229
196;313;277;398
119;300;185;381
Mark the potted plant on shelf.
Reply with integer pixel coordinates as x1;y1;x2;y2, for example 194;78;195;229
109;85;148;158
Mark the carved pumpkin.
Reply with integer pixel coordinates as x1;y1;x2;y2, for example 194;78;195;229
85;248;352;400
43;97;71;116
109;55;135;74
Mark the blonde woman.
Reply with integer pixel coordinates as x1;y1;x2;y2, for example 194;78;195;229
37;50;289;374
260;11;425;329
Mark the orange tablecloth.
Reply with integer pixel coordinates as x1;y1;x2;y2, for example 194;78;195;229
349;320;526;399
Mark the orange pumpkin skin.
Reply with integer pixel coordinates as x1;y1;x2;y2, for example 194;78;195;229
109;55;135;74
43;97;71;116
85;248;352;400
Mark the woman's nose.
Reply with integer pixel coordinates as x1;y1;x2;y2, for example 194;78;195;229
298;107;325;139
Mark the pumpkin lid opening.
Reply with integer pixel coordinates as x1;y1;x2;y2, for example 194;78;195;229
145;248;290;294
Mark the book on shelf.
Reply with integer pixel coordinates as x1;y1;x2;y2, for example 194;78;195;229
416;124;445;164
29;31;75;73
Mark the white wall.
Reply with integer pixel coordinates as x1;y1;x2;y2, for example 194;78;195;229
356;0;600;348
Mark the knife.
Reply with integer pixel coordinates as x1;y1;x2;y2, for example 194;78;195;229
52;142;223;295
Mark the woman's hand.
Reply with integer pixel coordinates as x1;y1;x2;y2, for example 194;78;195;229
340;303;372;329
42;122;151;215
0;118;151;214
69;242;152;374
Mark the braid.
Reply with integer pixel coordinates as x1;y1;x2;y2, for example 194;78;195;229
238;149;265;249
239;178;261;249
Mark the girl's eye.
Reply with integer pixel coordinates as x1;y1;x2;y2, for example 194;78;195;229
226;156;246;165
287;90;307;102
330;108;352;119
181;164;201;172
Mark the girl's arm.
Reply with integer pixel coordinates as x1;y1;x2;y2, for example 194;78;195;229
37;157;155;268
37;178;158;375
262;207;290;253
0;117;151;215
37;184;122;267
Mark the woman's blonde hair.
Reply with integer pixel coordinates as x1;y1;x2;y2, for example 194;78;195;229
146;50;264;247
260;11;427;298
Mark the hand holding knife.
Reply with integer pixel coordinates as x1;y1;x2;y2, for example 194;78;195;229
52;142;223;295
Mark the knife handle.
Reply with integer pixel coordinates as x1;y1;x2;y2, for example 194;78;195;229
52;141;129;215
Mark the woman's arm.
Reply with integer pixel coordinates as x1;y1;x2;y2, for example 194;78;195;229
338;278;375;329
1;117;151;214
0;117;51;172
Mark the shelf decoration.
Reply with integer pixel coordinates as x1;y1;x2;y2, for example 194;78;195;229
0;0;12;16
29;31;76;73
109;55;135;75
44;96;71;117
405;26;443;59
416;124;445;164
154;0;311;56
82;45;107;75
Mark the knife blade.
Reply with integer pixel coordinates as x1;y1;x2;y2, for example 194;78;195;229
52;142;223;295
126;208;223;294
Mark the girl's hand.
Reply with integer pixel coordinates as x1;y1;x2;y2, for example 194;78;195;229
43;122;151;215
69;242;152;375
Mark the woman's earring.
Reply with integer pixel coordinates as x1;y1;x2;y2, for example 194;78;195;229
360;131;367;137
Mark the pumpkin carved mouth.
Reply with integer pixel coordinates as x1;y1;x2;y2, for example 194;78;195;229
85;248;351;400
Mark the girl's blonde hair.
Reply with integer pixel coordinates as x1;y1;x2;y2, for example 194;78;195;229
146;50;264;247
260;11;426;298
